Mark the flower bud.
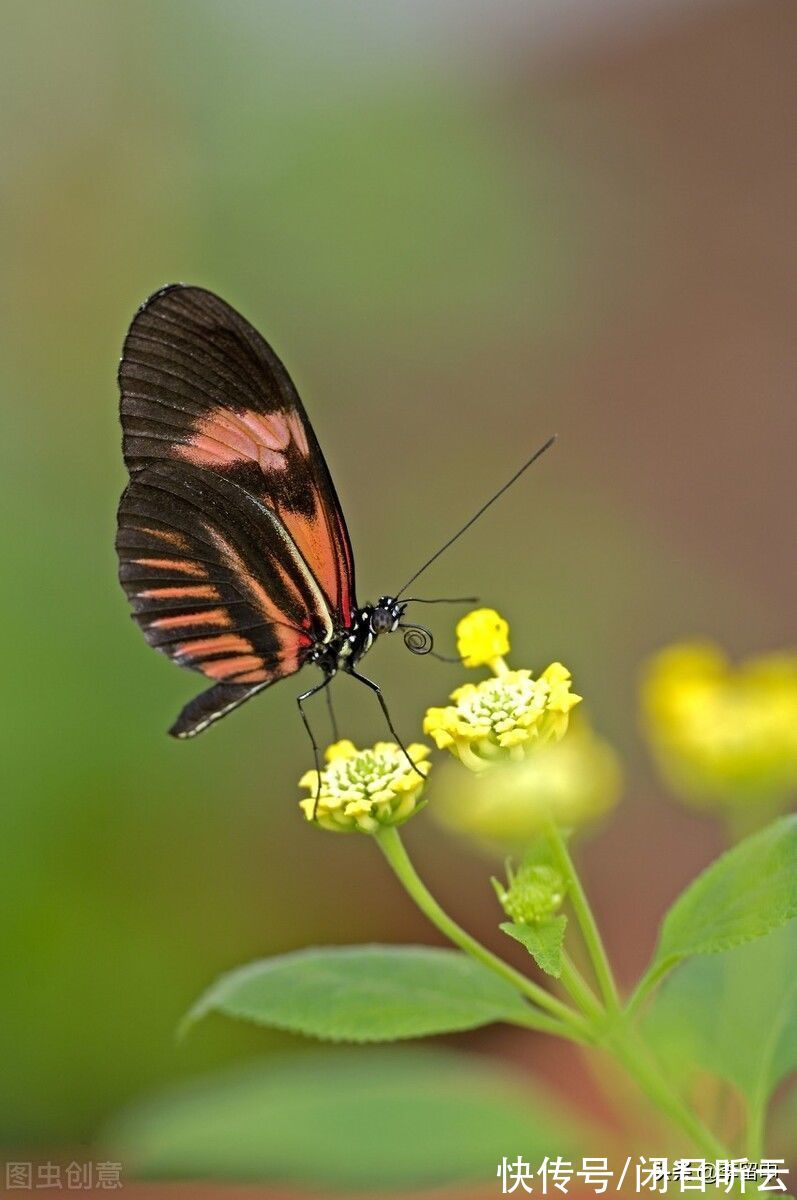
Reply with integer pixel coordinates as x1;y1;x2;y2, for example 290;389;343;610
493;861;566;926
456;608;510;669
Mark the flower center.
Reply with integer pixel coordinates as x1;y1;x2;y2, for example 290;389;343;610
458;673;545;732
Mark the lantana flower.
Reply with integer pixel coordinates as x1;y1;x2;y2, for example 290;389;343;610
299;739;431;833
431;716;621;850
424;657;581;771
642;641;797;813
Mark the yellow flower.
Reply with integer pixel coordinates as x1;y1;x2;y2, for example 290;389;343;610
299;739;431;833
424;663;581;771
641;641;797;812
456;607;511;670
431;716;621;851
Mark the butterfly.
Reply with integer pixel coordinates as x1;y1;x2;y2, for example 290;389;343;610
116;285;553;769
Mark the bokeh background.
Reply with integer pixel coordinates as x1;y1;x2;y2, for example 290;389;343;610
2;0;795;1186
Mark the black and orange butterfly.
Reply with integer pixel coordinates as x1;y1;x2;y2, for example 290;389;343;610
116;285;553;771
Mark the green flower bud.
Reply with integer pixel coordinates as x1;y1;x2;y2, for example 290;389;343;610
492;861;567;926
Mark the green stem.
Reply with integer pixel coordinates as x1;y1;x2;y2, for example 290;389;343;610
607;1028;728;1160
375;826;591;1044
544;818;621;1013
376;826;729;1160
506;1006;588;1041
746;1098;765;1164
625;960;672;1021
743;975;796;1159
542;822;728;1158
560;952;604;1023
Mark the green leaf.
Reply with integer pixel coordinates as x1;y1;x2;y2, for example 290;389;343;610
183;945;533;1042
500;917;567;978
635;815;797;1002
645;924;797;1131
103;1047;586;1189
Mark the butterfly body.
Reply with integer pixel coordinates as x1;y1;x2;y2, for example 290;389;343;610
307;597;406;674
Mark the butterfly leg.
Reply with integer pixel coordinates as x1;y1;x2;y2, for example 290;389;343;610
346;668;426;780
297;672;335;820
325;684;339;742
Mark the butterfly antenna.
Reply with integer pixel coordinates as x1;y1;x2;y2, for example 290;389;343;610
395;436;556;598
402;596;479;605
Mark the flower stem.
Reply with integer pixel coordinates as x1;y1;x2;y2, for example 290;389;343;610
746;1097;765;1164
374;826;591;1043
541;821;729;1158
560;952;604;1022
543;818;621;1013
606;1028;728;1160
375;828;728;1160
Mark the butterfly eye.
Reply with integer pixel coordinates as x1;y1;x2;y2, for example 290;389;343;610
371;608;394;634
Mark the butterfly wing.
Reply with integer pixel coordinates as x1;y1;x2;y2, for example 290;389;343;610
119;284;356;627
117;285;357;736
117;462;329;735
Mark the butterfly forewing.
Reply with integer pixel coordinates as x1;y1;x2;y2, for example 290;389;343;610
119;285;355;624
116;285;357;735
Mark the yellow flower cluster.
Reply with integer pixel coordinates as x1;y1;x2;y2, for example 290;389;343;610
431;717;621;849
642;642;797;811
424;663;581;771
297;610;589;839
299;740;431;833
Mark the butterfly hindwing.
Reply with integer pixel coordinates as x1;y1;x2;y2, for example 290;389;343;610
117;461;333;733
168;682;270;739
119;284;355;626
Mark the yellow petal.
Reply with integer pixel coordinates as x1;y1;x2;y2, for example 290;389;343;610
540;662;571;686
456;608;510;668
325;739;359;762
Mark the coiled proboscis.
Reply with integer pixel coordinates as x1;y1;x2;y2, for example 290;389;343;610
401;624;434;655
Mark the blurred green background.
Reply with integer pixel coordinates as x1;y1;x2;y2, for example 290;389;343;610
1;0;795;1153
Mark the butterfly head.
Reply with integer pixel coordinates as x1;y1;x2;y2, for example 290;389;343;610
370;597;406;636
367;597;435;657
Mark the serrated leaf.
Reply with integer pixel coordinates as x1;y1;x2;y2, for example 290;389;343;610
183;945;533;1043
500;917;567;978
103;1048;587;1189
645;924;797;1125
635;816;797;1002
